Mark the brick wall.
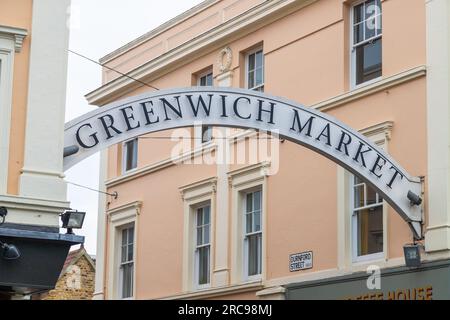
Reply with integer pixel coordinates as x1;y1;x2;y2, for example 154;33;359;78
42;255;95;300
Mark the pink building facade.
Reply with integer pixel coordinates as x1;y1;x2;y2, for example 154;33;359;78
88;0;450;300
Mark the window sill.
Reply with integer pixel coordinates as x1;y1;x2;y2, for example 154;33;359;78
352;76;383;91
312;65;426;112
352;252;386;265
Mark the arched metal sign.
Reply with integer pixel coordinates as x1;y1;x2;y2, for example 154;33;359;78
64;87;423;238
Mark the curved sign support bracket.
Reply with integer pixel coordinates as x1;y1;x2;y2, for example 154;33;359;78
64;88;424;239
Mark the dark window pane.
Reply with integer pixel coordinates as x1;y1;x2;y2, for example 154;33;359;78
254;212;261;232
354;3;364;24
356;38;382;85
366;185;378;206
197;208;203;226
128;227;134;244
365;17;376;39
255;68;263;86
248;234;262;276
197;227;203;245
248;71;255;89
376;14;382;35
204;225;210;244
125;139;138;171
204;206;210;224
121;245;127;263
246;193;253;213
122;229;127;246
354;22;364;44
246;213;252;234
121;263;133;298
354;184;364;208
248;53;255;71
254;191;261;211
365;0;376;20
357;206;383;256
199;73;213;86
255;51;263;69
198;246;210;285
128;243;133;261
206;73;213;86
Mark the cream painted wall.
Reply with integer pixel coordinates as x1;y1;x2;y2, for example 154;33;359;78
95;0;431;299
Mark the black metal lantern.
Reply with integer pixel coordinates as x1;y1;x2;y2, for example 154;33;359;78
403;244;421;268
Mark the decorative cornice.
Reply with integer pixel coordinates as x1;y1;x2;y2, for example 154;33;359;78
179;177;218;201
359;121;394;141
86;0;316;106
0;194;70;213
107;200;142;217
0;25;28;52
227;161;271;187
218;46;233;73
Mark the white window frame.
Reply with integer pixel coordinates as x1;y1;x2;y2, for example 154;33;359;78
118;223;135;299
336;122;392;267
107;201;141;300
350;0;383;89
243;188;263;281
180;177;217;292
197;70;213;87
122;138;138;174
193;202;212;290
350;175;385;263
245;47;264;92
229;162;270;284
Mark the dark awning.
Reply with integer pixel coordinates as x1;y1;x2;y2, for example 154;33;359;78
0;227;84;295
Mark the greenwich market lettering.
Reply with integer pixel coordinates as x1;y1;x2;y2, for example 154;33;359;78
64;87;423;239
77;95;402;191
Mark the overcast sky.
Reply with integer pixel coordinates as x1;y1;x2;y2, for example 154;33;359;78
65;0;204;255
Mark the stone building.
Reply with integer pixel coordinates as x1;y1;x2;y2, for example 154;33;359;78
84;0;450;299
36;246;95;300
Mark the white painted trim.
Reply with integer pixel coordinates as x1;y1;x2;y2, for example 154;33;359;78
349;0;383;89
0;36;15;195
19;0;71;201
193;203;212;291
0;194;70;227
180;177;217;292
86;0;317;106
425;0;450;252
337;121;392;268
107;201;141;300
229;162;269;285
245;46;264;91
312;66;426;112
93;149;108;300
0;25;28;52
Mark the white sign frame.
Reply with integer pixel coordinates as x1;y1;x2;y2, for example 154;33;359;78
290;251;313;272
